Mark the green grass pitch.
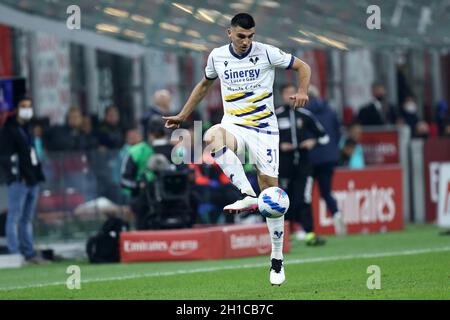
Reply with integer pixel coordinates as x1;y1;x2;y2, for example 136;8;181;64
0;225;449;300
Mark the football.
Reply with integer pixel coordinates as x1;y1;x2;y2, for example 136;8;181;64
258;187;290;218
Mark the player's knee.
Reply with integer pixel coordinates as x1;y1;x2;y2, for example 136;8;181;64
205;126;237;152
204;125;225;147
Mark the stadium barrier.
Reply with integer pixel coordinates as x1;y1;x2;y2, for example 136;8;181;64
313;166;404;235
120;223;290;263
360;125;410;224
360;127;400;166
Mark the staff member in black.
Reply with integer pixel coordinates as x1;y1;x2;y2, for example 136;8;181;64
276;84;329;246
0;96;48;263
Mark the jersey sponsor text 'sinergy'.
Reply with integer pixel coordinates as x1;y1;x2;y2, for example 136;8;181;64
205;41;294;132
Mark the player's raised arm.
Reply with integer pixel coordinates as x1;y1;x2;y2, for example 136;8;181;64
289;57;311;108
162;76;215;129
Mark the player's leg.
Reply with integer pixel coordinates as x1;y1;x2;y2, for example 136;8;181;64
314;163;346;235
257;174;284;260
256;171;286;286
254;135;286;285
204;124;257;213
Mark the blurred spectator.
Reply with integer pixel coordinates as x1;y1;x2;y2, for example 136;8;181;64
118;127;143;166
415;121;430;139
340;121;365;169
44;106;97;151
125;127;143;147
112;127;143;205
305;85;346;236
443;119;450;137
117;127;143;172
0;96;48;264
398;95;419;134
97;106;124;150
436;100;449;136
305;85;341;169
397;95;430;139
141;90;172;138
148;119;173;161
119;127;142;169
357;82;397;126
120;128;156;229
32;123;46;162
339;137;357;167
81;115;99;148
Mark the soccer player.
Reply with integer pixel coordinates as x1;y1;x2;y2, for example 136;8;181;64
163;13;311;286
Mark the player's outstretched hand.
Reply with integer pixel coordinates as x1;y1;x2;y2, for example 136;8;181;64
162;114;185;129
289;92;309;108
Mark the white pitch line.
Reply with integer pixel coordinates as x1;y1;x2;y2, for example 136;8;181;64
1;246;449;292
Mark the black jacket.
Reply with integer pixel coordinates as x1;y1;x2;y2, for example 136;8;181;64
96;123;124;150
0;117;45;186
44;125;98;151
276;105;329;178
357;101;397;126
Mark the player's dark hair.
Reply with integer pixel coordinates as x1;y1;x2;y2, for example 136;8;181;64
231;13;255;29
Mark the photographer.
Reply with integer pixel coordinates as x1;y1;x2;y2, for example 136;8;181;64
120;125;156;230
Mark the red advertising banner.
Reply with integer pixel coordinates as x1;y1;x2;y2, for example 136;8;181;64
360;129;399;165
423;138;450;222
313;166;403;235
222;223;290;259
120;228;224;263
120;223;290;263
0;24;12;77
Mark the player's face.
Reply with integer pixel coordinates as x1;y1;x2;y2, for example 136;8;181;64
228;26;255;55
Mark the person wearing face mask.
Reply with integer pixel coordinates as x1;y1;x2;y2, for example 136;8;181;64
0;96;48;264
397;94;431;138
357;83;398;126
399;95;419;131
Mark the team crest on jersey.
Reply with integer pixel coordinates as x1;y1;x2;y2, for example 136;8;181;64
249;56;259;65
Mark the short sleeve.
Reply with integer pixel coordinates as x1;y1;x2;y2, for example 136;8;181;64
204;50;218;80
265;45;294;69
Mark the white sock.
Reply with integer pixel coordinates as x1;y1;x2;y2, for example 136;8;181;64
212;146;256;197
266;216;284;260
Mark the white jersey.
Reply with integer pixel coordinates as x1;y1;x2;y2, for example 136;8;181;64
205;41;294;134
